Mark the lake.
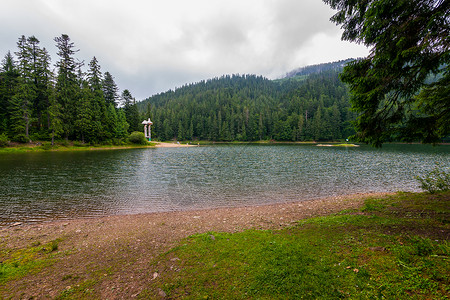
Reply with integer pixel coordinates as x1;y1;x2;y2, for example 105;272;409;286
0;144;448;225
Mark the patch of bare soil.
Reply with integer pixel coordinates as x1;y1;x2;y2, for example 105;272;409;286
0;193;388;299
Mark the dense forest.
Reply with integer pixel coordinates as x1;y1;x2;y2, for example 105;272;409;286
0;34;357;144
0;34;141;144
139;68;356;141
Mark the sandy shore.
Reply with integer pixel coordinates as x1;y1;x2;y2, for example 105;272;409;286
154;142;197;148
0;192;390;299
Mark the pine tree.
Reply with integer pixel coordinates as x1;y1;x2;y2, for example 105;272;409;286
323;0;449;145
54;34;80;140
75;82;94;143
87;57;106;141
35;47;53;132
87;57;102;90
26;36;48;130
104;103;118;140
122;89;140;132
177;121;184;140
0;51;19;134
312;106;323;141
48;88;63;145
9;81;35;141
116;108;129;139
103;71;119;108
11;36;37;141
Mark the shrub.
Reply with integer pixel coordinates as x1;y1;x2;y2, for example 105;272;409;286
58;139;70;147
12;134;28;143
112;138;126;146
416;163;450;193
30;131;50;141
41;142;53;150
73;141;89;147
0;133;9;147
128;131;147;145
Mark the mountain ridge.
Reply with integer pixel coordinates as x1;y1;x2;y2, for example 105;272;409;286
138;62;355;142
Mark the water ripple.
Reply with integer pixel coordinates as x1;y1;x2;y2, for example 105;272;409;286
0;144;448;225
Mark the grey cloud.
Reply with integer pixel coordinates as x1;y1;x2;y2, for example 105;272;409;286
0;0;368;100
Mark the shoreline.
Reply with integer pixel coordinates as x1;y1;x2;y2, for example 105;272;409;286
0;192;392;229
2;141;448;153
0;192;396;298
0;192;391;239
153;141;196;147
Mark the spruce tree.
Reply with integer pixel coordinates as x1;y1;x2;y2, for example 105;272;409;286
87;57;106;141
103;71;119;108
116;109;129;139
48;88;63;145
0;51;19;134
54;34;80;140
122;89;140;133
75;81;94;143
11;36;36;141
323;0;449;145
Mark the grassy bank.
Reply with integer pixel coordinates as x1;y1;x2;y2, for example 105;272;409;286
149;192;449;299
0;141;156;153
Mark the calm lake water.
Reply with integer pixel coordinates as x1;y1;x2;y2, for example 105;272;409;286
0;144;449;225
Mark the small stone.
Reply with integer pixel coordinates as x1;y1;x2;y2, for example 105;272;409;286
369;246;386;252
11;222;22;227
158;288;167;298
152;272;159;280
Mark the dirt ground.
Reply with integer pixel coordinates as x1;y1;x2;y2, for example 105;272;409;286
0;193;388;299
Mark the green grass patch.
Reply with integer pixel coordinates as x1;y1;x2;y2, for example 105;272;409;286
0;142;156;153
149;192;450;299
0;239;62;284
55;278;98;300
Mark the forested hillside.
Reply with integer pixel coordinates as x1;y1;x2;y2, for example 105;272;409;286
139;68;356;141
283;59;354;79
0;34;141;144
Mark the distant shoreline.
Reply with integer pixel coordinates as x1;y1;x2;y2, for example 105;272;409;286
154;141;196;147
2;140;448;153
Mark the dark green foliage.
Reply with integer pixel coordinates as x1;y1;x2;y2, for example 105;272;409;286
416;163;450;193
139;71;355;141
0;34;133;144
0;133;8;147
323;0;449;146
103;71;119;108
122;89;140;133
128;131;147;144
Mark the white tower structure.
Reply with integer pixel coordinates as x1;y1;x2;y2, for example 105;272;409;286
141;118;153;141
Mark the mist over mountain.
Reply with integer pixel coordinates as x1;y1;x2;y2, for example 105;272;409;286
138;60;356;141
282;59;354;79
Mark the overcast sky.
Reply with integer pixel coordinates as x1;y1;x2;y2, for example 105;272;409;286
1;0;369;100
